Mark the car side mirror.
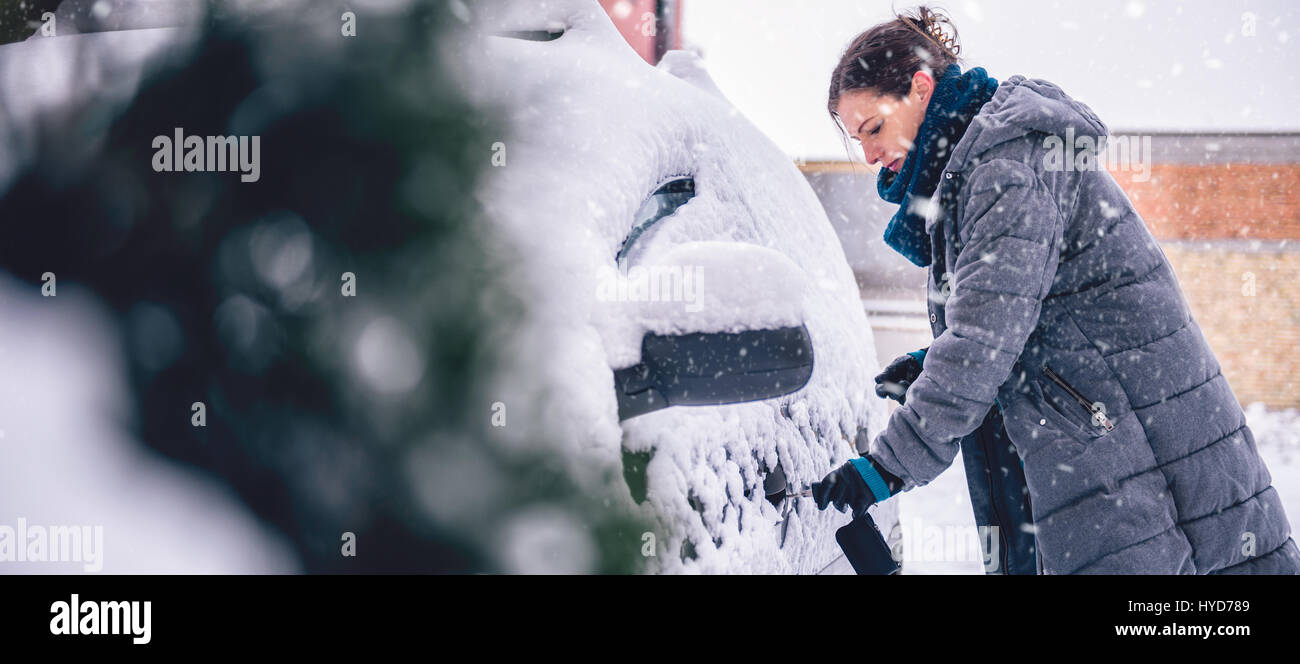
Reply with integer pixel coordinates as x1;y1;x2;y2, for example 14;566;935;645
614;324;813;421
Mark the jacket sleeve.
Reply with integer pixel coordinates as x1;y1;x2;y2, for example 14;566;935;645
867;159;1064;491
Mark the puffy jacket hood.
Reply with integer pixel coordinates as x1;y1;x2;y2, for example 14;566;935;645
948;74;1110;172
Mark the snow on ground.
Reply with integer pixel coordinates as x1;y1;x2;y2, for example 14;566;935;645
1246;403;1300;541
453;0;896;573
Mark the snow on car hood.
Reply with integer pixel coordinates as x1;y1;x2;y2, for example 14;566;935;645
454;0;893;572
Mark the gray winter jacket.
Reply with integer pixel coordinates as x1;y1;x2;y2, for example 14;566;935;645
866;74;1300;574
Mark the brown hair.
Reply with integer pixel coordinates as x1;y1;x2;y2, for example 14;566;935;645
827;5;962;140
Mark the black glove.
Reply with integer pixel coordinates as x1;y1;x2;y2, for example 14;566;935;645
812;459;881;520
874;349;925;405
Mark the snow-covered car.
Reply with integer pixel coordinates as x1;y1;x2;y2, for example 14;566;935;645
0;0;898;574
457;0;897;573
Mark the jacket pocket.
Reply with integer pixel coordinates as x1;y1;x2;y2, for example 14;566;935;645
1037;365;1116;439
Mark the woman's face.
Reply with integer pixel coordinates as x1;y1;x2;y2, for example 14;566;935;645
835;70;934;173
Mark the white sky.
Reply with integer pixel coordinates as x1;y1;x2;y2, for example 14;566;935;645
681;0;1300;160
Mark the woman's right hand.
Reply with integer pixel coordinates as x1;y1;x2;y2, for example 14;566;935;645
874;349;926;405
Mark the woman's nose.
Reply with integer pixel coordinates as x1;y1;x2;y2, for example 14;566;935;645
864;146;885;167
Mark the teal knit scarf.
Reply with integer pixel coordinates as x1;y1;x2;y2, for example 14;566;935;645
876;64;999;267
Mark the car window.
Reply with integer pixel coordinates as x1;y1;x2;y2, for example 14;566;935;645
616;176;694;266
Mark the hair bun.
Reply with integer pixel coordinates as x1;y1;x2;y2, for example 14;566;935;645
826;3;965;132
907;6;961;59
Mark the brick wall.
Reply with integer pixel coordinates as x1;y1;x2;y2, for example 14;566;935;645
1109;162;1300;408
1111;164;1300;240
1159;244;1300;409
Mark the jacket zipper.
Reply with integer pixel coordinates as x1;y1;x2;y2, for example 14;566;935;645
1042;366;1115;431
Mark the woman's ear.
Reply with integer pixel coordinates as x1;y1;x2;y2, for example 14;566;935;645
910;70;935;103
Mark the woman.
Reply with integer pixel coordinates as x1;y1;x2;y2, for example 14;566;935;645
810;6;1300;574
